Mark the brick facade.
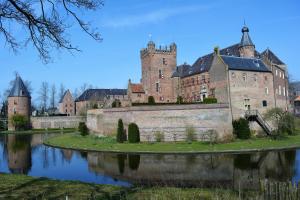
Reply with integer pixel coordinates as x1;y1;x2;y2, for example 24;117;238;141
59;90;75;116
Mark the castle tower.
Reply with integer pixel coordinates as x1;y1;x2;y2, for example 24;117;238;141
140;41;177;102
239;25;255;58
7;75;31;130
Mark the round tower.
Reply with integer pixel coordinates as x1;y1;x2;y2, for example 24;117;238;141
7;75;31;130
239;25;255;58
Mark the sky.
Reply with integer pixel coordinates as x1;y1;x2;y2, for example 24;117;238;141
1;0;300;105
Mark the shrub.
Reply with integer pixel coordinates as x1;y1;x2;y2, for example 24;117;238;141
10;114;29;131
148;96;155;105
176;96;183;104
112;100;121;108
185;126;195;143
203;97;217;104
0;120;5;131
128;123;140;143
116;119;126;143
154;131;164;142
264;108;296;135
78;122;89;136
232;118;251;139
92;104;98;109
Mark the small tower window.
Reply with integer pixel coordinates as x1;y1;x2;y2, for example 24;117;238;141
156;83;159;92
159;69;163;79
262;100;267;107
162;58;167;65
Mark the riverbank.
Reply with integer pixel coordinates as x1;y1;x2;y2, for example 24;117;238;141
0;128;76;135
44;133;300;154
0;173;249;199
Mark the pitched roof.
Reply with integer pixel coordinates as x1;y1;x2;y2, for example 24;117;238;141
240;26;254;47
130;83;145;93
261;49;285;65
8;76;31;98
75;89;127;102
172;44;261;78
59;90;72;103
220;55;271;72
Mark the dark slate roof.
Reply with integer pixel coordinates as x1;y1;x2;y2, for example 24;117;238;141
75;89;127;102
172;63;192;78
172;44;261;78
8;76;31;98
220;55;271;72
261;49;285;65
59;90;70;103
240;26;254;47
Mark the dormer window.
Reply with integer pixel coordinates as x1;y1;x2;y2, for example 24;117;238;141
21;90;25;95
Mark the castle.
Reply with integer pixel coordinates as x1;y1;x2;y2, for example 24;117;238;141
6;25;291;138
128;25;290;119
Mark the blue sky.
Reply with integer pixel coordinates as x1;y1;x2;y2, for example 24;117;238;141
1;0;300;105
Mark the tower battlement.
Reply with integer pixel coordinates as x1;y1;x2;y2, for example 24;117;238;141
140;41;176;58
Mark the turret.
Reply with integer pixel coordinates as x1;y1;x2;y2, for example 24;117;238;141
239;25;255;58
7;75;31;130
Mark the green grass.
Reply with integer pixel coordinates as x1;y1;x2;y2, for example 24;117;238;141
44;132;300;153
0;173;252;200
0;128;76;135
0;173;125;200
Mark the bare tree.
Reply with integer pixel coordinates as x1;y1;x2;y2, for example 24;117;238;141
0;0;103;63
73;88;79;99
39;81;49;112
58;83;65;101
50;84;56;108
80;83;92;94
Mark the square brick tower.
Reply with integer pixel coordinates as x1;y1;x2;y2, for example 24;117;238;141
140;41;177;103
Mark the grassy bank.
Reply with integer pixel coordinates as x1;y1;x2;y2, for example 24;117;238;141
0;128;76;135
0;173;124;199
44;132;300;153
0;173;250;200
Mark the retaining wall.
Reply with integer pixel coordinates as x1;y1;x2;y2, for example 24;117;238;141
31;116;85;129
87;103;233;142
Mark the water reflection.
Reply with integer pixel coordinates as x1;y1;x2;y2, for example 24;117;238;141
0;133;298;191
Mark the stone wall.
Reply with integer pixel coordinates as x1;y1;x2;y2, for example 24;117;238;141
31;116;85;129
87;103;232;142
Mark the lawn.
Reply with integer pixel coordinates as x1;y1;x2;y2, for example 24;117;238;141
0;173;124;200
44;132;300;153
0;173;253;200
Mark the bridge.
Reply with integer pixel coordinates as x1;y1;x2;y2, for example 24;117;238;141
245;110;273;135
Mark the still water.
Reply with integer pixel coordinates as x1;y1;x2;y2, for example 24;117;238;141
1;133;300;191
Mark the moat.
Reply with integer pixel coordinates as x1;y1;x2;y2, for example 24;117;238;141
1;133;300;191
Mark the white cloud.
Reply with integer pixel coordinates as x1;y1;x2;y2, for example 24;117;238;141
102;4;214;28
